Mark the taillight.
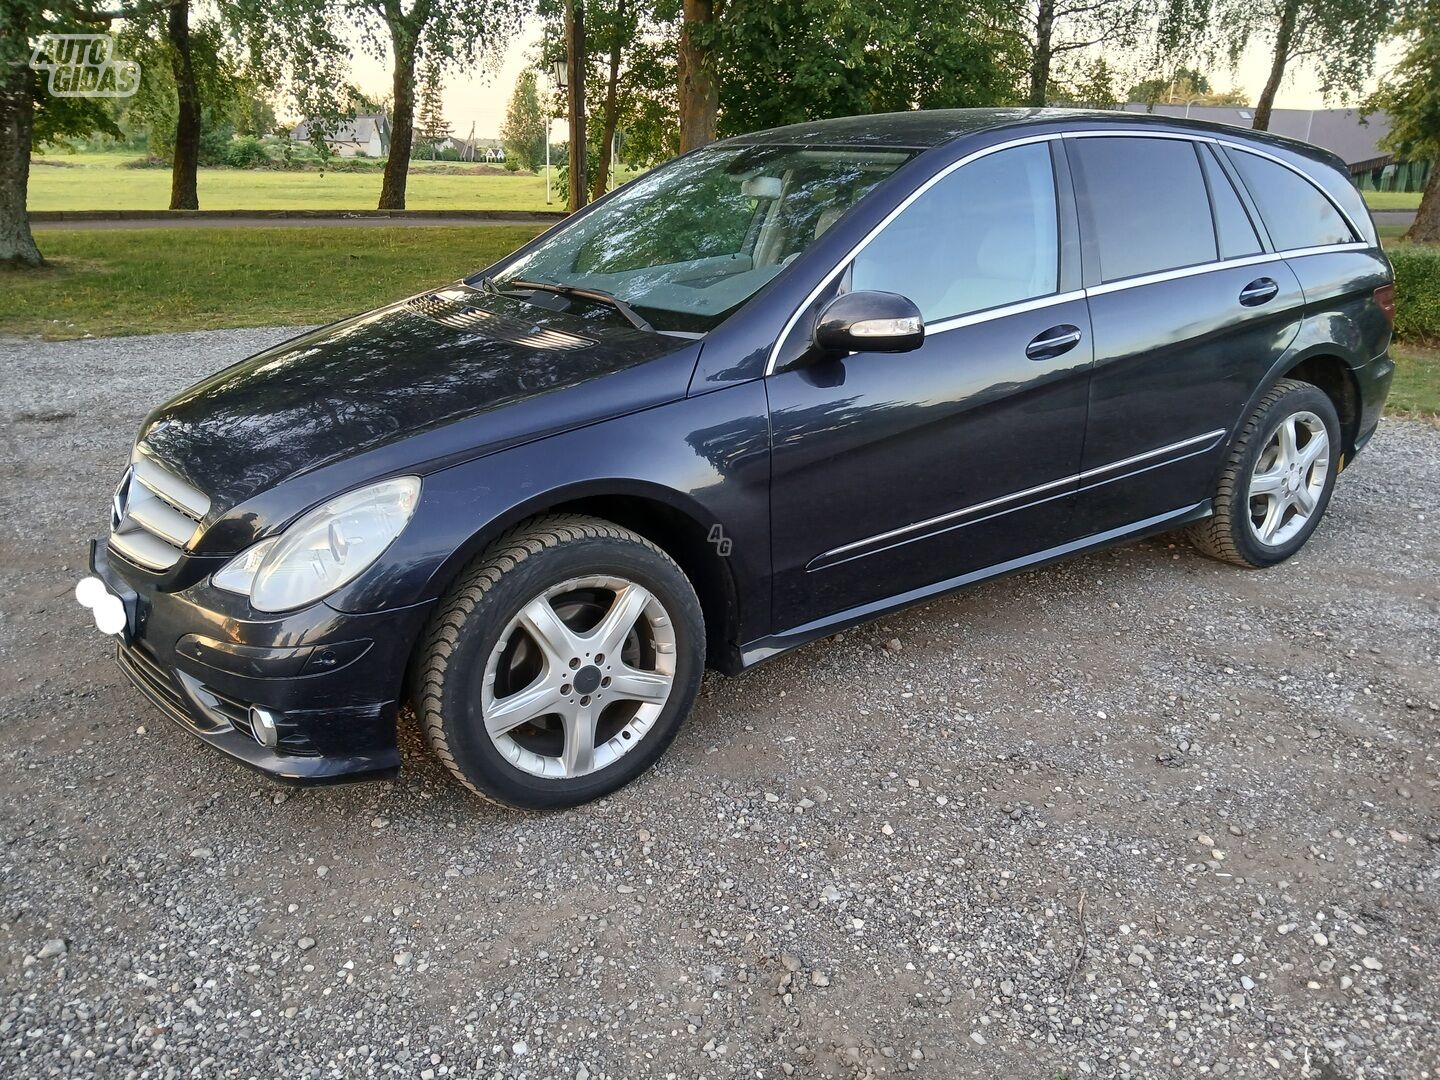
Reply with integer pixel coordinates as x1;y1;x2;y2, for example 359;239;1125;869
1375;284;1396;327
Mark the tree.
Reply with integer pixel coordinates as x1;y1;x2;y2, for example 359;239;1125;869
500;69;546;170
1365;0;1440;242
414;58;451;156
1128;66;1248;105
1006;0;1156;107
538;0;671;199
1162;0;1394;130
674;0;1025;146
2;0;174;268
676;0;716;151
341;0;521;209
1058;57;1123;108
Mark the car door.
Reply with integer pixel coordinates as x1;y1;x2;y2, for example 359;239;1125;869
766;139;1093;633
1067;134;1308;534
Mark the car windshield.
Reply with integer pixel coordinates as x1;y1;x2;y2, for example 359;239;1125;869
485;144;914;333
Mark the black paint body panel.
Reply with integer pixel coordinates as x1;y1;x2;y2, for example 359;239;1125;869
89;109;1395;784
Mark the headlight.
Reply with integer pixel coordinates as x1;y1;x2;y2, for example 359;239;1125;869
213;476;421;612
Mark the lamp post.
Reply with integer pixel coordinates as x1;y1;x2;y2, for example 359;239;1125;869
547;60;565;207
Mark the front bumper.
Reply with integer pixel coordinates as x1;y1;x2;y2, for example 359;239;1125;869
89;540;434;785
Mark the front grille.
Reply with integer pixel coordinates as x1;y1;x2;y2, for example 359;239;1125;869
108;454;210;571
405;292;597;351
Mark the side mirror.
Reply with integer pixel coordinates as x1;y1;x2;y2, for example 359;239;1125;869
813;290;925;355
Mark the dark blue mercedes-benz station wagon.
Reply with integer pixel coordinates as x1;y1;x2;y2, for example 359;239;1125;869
76;108;1395;808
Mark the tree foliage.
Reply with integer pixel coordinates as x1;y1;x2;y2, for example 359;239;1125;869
501;68;548;170
1159;0;1393;129
705;0;1025;135
1364;0;1440;241
1128;66;1248;105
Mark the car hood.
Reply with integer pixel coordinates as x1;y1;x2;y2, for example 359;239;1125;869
136;286;698;521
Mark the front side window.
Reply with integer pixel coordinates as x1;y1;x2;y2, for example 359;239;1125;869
850;143;1060;322
489;145;911;332
1226;148;1355;251
1070;136;1217;282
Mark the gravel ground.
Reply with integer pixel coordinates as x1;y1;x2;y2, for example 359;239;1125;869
2;328;1437;1080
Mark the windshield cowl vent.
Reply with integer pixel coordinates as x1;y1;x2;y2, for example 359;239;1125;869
406;293;597;351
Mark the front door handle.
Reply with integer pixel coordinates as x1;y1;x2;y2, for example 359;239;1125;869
1025;324;1083;361
1239;277;1280;306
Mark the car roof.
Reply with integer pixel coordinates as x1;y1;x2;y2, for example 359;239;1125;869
720;107;1343;169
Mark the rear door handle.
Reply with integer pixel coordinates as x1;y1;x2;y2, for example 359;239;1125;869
1239;277;1280;306
1025;324;1083;361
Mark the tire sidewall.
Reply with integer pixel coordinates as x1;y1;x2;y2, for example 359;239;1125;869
437;534;704;809
1227;383;1341;567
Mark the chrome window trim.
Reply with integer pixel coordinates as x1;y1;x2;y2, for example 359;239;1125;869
926;290;1087;336
1083;242;1367;298
763;132;1063;376
811;428;1230;566
763;127;1371;375
1063;129;1366;242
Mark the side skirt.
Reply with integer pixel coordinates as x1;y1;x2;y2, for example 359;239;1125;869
737;499;1212;668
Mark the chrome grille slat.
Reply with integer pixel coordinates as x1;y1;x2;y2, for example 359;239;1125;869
404;293;596;351
109;453;209;571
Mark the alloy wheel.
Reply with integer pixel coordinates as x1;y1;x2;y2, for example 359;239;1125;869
480;575;676;779
1247;411;1330;547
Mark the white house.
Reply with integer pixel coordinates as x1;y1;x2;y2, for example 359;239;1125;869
290;114;391;158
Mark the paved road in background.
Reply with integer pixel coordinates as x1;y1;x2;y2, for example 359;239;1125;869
3;328;1437;1078
30;213;562;230
30;209;1416;231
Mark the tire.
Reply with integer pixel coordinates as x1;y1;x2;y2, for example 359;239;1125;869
1188;378;1341;568
415;514;704;809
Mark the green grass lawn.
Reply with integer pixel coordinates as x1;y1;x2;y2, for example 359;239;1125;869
1362;190;1423;212
28;152;562;212
1390;344;1440;419
0;225;544;339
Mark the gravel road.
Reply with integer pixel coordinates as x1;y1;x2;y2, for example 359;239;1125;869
2;328;1437;1079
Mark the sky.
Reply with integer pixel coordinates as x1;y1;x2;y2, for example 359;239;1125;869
338;21;1401;141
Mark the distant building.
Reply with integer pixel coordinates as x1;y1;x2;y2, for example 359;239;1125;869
1118;103;1432;193
443;137;506;163
290;114;391;158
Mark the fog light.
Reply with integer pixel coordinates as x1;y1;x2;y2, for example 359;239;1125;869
248;706;279;748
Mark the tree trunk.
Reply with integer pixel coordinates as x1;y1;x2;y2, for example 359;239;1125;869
678;0;717;152
565;0;587;210
591;22;622;202
1027;0;1054;108
168;0;201;210
1253;0;1300;132
1407;164;1440;244
379;28;417;210
0;39;42;268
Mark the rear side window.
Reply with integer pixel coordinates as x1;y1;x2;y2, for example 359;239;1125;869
1199;146;1262;258
1227;149;1355;251
850;142;1060;322
1070;136;1217;282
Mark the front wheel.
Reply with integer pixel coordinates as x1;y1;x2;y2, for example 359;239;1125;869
416;515;705;809
1189;378;1341;568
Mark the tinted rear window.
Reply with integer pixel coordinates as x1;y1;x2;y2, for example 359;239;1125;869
1227;148;1355;251
1199;146;1262;258
1071;137;1217;282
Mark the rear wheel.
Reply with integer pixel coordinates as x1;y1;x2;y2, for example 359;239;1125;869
1189;378;1341;568
416;515;704;809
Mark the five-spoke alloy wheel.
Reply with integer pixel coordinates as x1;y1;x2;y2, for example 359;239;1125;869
416;515;704;809
1190;378;1341;568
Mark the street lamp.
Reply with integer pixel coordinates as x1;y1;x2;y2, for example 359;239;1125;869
545;61;566;206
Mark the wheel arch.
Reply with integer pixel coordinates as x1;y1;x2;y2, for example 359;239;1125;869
418;480;748;674
1279;352;1362;458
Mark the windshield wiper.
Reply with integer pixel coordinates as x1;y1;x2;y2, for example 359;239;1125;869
502;277;655;333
